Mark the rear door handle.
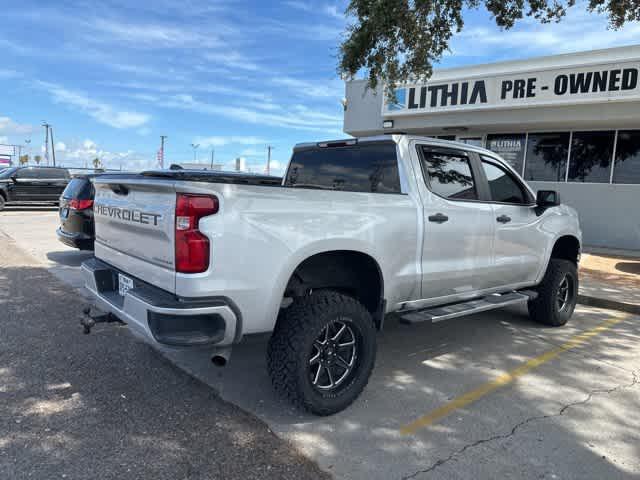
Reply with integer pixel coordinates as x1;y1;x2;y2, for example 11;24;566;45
497;215;512;224
428;213;449;224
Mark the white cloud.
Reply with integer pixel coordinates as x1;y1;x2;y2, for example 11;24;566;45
193;136;268;148
448;5;640;60
55;142;66;151
0;116;33;136
272;76;343;99
58;138;153;171
35;82;150;129
285;1;344;19
202;51;262;72
0;136;8;144
154;93;341;133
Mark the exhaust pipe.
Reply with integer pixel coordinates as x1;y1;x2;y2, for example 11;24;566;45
211;347;232;367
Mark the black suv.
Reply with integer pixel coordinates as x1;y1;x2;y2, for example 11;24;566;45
56;175;95;250
0;166;70;211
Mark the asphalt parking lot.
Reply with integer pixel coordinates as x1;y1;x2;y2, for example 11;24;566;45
1;209;639;479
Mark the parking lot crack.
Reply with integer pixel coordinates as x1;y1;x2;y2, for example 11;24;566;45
400;371;638;480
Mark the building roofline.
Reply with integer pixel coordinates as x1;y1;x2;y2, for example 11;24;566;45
346;43;640;85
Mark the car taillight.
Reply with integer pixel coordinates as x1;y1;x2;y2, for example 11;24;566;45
69;199;93;210
175;193;219;273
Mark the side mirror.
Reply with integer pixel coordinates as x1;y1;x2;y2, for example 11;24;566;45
536;190;560;207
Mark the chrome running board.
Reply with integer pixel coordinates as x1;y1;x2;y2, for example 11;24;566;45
399;290;537;324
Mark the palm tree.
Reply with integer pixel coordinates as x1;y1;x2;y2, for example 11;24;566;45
92;157;102;169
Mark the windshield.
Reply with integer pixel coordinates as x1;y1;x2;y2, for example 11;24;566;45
0;167;17;179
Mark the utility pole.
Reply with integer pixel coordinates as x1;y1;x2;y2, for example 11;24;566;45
159;135;167;168
50;126;56;166
210;148;215;169
190;143;200;162
42;122;50;165
25;139;31;164
266;145;275;176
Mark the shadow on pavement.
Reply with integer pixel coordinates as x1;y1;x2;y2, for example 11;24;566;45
47;250;94;267
0;255;329;480
615;261;640;276
2;205;58;212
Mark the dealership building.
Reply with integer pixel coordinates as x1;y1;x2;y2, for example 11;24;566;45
344;45;640;251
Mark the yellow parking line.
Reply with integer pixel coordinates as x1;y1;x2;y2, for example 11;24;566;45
399;314;628;436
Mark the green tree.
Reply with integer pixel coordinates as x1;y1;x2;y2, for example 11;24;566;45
92;157;102;169
339;0;640;95
19;155;29;165
34;155;42;165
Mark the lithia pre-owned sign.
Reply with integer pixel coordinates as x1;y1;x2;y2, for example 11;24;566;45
383;60;640;116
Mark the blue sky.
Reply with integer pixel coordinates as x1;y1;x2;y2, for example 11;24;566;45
1;0;639;174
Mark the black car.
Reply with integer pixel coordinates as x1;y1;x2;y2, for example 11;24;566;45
0;166;70;211
56;175;95;250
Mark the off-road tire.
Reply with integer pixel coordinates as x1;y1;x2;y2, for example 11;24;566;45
528;258;578;326
267;290;377;415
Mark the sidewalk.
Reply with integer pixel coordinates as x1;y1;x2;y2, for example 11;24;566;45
579;252;640;313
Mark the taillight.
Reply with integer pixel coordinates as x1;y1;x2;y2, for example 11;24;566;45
69;199;93;210
175;193;219;273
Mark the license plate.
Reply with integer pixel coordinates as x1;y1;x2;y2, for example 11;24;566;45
118;273;134;297
60;208;69;219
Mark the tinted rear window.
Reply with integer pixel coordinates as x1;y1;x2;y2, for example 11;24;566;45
63;177;93;199
284;143;401;193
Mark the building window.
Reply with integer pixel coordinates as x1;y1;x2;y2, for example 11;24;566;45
524;132;570;182
613;130;640;184
568;131;615;183
486;134;526;174
420;147;478;200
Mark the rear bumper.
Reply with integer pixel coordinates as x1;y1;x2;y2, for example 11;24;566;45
81;258;241;348
57;227;94;250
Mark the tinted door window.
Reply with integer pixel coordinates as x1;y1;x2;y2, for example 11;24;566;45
524;132;570;181
45;168;69;180
568;131;615;183
420;147;477;200
480;157;530;204
15;168;40;179
613;130;640;184
285;143;401;193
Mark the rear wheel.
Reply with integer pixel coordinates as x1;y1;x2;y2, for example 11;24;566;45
528;258;578;326
267;290;376;415
0;195;5;211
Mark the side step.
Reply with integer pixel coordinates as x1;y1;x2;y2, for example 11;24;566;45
400;290;538;324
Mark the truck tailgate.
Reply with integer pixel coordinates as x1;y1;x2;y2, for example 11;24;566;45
93;178;177;293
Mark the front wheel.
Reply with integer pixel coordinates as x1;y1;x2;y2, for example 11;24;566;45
528;258;578;326
267;290;377;415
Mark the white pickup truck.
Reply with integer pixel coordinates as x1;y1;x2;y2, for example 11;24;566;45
81;135;581;415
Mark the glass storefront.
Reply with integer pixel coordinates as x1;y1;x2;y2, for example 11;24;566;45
483;129;640;184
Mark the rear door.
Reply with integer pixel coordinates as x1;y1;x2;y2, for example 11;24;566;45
45;168;70;201
92;178;177;293
477;155;543;286
416;144;495;300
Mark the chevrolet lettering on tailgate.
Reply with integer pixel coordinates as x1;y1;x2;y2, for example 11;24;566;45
95;205;161;226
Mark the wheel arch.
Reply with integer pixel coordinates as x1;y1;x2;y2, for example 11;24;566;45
550;235;581;265
280;249;386;330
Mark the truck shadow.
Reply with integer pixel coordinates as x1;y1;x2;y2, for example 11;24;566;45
46;250;94;267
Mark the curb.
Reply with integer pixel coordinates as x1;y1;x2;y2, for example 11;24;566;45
577;294;640;315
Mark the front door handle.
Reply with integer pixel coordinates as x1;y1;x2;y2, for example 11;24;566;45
497;215;512;224
428;213;449;224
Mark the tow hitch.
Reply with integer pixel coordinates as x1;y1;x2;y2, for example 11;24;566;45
81;306;125;334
